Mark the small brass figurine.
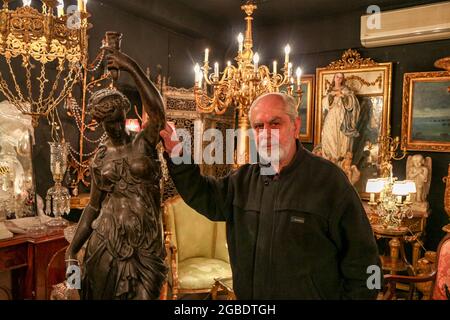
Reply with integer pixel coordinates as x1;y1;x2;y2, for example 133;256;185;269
65;41;167;299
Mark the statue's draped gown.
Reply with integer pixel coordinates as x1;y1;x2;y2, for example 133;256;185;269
81;132;167;299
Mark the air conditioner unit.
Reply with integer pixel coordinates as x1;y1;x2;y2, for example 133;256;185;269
361;1;450;48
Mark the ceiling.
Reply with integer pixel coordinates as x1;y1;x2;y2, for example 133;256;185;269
100;0;448;49
173;0;447;26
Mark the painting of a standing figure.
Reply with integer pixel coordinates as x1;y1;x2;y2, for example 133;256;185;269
314;49;392;197
321;72;361;164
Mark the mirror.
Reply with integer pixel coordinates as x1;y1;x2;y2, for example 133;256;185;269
314;49;392;197
0;100;36;220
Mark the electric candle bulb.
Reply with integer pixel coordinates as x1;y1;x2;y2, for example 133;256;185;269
57;1;64;17
22;0;31;6
237;33;244;52
253;52;259;71
204;48;209;63
198;71;203;87
296;67;302;86
78;0;88;12
284;44;291;64
273;60;277;75
214;62;219;78
194;63;200;84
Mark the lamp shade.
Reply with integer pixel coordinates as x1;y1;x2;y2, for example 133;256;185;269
366;179;384;193
392;181;410;196
404;180;417;194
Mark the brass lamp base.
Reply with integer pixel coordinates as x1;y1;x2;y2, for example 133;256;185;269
70;193;90;210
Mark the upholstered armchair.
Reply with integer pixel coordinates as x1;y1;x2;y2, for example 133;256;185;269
382;233;450;300
163;195;232;299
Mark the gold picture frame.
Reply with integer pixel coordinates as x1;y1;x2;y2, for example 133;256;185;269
314;49;392;196
298;75;315;143
401;71;450;152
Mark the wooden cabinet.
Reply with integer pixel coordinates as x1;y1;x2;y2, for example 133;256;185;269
0;229;68;300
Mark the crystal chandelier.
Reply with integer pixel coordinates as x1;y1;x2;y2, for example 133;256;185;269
193;1;303;163
0;0;89;127
366;134;415;230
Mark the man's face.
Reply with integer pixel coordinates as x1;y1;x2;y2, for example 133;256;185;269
250;95;300;163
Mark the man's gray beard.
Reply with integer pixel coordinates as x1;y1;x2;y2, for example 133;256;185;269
257;141;286;165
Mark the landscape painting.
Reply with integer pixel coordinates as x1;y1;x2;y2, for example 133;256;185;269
402;71;450;152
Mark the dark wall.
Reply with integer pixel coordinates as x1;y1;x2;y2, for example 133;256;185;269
256;6;450;251
87;1;211;88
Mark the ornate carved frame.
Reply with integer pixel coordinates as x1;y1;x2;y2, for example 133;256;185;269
298;74;315;143
401;71;450;152
314;49;392;146
314;49;393;197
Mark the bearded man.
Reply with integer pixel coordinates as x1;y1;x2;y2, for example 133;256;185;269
160;93;380;300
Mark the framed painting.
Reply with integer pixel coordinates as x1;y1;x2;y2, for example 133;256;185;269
298;75;315;143
314;49;392;197
401;71;450;152
279;75;315;143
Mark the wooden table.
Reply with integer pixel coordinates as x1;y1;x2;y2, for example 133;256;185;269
0;228;68;300
364;202;428;274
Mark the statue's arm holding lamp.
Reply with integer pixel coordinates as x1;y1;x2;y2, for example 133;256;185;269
65;49;165;269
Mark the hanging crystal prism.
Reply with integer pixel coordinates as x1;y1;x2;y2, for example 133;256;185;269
45;142;70;227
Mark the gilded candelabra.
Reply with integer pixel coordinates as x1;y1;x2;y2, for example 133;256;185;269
193;1;303;163
378;134;407;178
366;133;414;229
0;0;89;127
366;174;416;229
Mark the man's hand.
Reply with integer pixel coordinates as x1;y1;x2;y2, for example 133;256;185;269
160;122;183;158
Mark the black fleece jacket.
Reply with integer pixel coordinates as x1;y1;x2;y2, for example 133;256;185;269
166;141;381;300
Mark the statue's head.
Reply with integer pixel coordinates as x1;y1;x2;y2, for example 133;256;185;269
88;88;131;141
412;154;424;167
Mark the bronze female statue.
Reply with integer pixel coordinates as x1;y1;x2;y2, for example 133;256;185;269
65;49;167;300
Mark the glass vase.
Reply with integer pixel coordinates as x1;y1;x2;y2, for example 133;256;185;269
45;142;70;227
